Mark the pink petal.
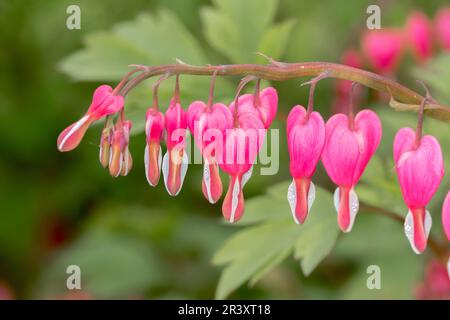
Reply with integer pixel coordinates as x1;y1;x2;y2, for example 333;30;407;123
287;105;325;178
222;174;245;223
406;11;433;63
435;7;450;50
442;191;450;241
57;115;95;152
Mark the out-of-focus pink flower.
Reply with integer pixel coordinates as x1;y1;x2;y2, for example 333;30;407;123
144;108;165;187
435;7;450;50
443;191;450;241
109;120;133;178
99;118;114;168
405;11;433;63
230;87;278;129
415;260;450;300
361;29;404;74
394;128;444;254
322;110;382;232
0;281;14;300
188;101;233;203
163;98;188;196
57;85;124;152
286;105;325;224
219;112;265;223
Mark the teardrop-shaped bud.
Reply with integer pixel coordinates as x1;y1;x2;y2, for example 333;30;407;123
108;121;132;178
57;115;95;152
144;109;165;186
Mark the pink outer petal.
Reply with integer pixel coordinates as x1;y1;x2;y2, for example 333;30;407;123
222;174;245;223
219;113;264;176
287;105;325;178
361;29;404;73
352;109;382;183
88;85;124;119
145;109;165;143
229;87;278;129
321;114;360;187
165;99;187;150
435;7;450;50
394;128;445;208
406;11;433;63
443;191;450;241
57;115;95;152
187;101;232;154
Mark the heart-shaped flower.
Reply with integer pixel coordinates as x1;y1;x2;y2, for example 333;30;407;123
286;105;325;224
144;108;165;187
322;110;382;232
109;120;133;178
394;127;444;253
188;101;233;203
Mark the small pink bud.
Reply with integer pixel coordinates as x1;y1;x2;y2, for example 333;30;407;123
57;85;124;152
435;7;450;50
163;98;188;196
109;121;132;178
220;113;265;222
187;101;233;203
322;110;382;232
394;127;444;254
405;11;433;63
144;109;165;187
361;29;404;74
286;105;325;224
443;191;450;241
230;87;278;129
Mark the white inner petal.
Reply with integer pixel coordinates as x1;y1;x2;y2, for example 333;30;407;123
308;181;316;212
333;187;340;213
230;178;241;223
162;151;170;193
287;179;299;224
404;210;432;255
346;188;359;233
241;165;253;187
203;162;214;204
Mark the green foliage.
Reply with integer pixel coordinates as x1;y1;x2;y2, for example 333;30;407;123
201;0;295;63
213;181;339;299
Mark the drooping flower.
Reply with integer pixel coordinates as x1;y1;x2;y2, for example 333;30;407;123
230;86;278;129
219;112;265;223
435;7;450;50
163;97;188;196
394;127;444;253
322;110;382;232
144;108;165;187
361;29;404;74
286;105;325;224
109;120;133;178
187;100;233;203
443;191;450;241
57;85;124;152
405;11;433;63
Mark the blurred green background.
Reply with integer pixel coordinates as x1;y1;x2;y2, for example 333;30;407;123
0;0;449;299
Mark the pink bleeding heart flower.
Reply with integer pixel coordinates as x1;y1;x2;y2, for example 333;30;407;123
109;120;133;178
361;29;404;74
188;101;233;203
322;110;382;232
405;11;433;63
286;105;325;224
230;87;278;129
435;7;450;50
57;85;124;152
415;260;450;300
163;98;188;196
144;108;165;187
219;113;265;223
443;191;450;242
394;127;444;253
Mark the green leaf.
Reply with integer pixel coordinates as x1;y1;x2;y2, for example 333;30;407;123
213;181;339;299
58;10;234;134
201;0;294;63
36;230;163;299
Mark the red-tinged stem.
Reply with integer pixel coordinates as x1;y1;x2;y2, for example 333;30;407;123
253;78;261;107
302;71;330;121
414;80;432;148
115;62;449;120
206;70;219;110
151;74;170;110
348;82;359;130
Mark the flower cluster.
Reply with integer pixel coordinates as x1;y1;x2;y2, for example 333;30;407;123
58;70;447;254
